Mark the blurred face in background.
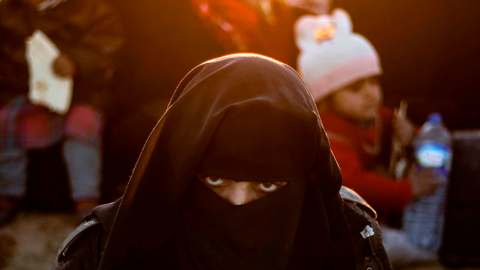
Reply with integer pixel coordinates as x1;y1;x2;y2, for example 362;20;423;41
328;77;382;121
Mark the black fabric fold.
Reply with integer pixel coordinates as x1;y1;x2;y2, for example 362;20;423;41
180;178;304;270
92;200;120;235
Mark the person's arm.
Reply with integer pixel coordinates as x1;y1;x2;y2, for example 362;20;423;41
331;139;412;213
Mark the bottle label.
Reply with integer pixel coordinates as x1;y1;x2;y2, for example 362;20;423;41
415;143;452;169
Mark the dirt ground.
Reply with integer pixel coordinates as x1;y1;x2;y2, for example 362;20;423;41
0;213;478;270
0;212;77;270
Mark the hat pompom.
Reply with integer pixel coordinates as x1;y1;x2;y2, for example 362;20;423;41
332;9;352;37
295;14;336;50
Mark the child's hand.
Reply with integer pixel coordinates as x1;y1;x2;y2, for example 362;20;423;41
393;111;415;146
407;166;441;200
53;53;76;77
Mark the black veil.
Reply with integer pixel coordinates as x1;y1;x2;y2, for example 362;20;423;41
96;54;354;270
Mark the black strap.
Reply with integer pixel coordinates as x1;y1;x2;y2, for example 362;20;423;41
57;218;100;259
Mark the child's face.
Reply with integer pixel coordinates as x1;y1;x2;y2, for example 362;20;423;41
329;77;382;120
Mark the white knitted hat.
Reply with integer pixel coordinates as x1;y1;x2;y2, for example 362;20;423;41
295;9;382;101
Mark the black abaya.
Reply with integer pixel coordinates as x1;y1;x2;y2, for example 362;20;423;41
97;54;354;270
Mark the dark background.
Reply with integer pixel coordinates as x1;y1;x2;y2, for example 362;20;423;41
333;0;480;130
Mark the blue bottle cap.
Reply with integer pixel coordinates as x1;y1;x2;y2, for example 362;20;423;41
427;113;442;123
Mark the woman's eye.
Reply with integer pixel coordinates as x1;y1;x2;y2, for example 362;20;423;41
205;176;225;187
257;182;279;192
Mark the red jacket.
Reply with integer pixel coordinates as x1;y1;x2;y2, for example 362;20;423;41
320;108;412;217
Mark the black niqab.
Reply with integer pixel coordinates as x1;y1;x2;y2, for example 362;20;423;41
97;54;354;270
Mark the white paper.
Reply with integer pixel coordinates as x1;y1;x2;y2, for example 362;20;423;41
25;30;73;115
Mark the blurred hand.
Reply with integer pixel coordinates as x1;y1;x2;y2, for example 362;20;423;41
408;165;441;201
393;111;415;146
53;53;76;77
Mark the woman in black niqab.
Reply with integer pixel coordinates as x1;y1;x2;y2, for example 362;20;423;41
96;54;355;270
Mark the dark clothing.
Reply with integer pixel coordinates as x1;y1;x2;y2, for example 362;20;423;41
52;187;392;270
0;0;124;110
53;219;105;270
53;55;391;269
100;55;351;270
341;188;392;270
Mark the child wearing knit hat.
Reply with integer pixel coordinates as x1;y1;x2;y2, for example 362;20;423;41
296;9;439;266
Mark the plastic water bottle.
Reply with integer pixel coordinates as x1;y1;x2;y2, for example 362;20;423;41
402;113;452;252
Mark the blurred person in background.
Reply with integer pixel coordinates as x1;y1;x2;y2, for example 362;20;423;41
296;9;440;265
52;54;391;270
0;0;124;224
